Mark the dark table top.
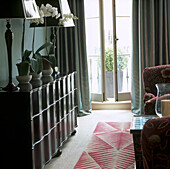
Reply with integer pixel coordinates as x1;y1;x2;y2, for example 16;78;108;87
130;115;159;134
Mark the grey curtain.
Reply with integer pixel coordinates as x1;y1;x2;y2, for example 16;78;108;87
54;0;92;116
131;0;170;114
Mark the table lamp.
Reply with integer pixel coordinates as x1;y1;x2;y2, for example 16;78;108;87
0;0;40;91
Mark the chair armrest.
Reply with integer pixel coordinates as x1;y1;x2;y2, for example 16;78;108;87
144;94;170;115
141;116;170;169
144;93;155;103
144;97;157;115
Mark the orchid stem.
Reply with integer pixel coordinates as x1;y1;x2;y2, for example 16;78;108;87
21;19;25;61
32;27;35;54
45;18;49;55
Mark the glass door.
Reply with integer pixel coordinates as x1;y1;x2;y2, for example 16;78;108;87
116;0;132;101
84;0;105;101
104;0;132;101
85;0;132;102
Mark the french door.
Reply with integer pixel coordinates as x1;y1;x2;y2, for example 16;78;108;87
84;0;132;102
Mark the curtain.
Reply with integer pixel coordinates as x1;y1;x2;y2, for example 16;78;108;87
54;0;92;116
131;0;170;114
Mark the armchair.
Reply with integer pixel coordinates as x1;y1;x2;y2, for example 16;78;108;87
143;65;170;115
141;116;170;169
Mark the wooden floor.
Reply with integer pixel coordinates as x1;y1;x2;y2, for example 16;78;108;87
44;110;133;169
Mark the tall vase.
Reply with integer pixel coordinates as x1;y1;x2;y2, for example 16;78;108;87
42;69;54;84
155;83;170;117
16;75;32;92
42;55;54;84
30;72;42;88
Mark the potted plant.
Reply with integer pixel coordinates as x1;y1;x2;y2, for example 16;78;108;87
30;3;78;84
105;48;128;97
16;50;32;76
16;49;34;91
31;42;53;74
29;41;53;86
30;3;78;73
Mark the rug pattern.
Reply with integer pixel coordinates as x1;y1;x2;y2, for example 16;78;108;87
74;122;135;169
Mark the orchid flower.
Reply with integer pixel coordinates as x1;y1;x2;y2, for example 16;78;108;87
30;4;78;26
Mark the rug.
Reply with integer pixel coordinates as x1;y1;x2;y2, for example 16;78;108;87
74;122;135;169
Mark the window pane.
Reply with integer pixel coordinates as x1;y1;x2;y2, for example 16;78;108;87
116;0;132;93
84;0;99;18
117;17;131;54
85;0;102;94
104;0;115;98
86;19;101;56
116;0;132;16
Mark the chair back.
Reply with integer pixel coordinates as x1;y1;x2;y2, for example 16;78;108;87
143;65;170;96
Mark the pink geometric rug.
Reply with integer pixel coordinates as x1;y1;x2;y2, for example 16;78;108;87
74;122;135;169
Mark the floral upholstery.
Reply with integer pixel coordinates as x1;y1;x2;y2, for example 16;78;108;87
143;65;170;115
141;116;170;169
144;97;157;115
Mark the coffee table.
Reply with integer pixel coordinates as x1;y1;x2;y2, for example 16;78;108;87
130;116;158;169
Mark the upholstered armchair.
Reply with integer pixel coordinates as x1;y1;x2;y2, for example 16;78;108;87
141;116;170;169
143;65;170;115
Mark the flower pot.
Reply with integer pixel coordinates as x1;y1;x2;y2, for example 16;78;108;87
106;70;123;98
30;72;42;79
16;75;32;84
42;75;54;84
16;75;32;92
42;56;54;84
42;55;52;70
42;67;53;76
16;62;30;76
30;72;42;88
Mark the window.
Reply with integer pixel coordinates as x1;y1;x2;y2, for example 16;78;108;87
85;0;132;101
85;0;102;94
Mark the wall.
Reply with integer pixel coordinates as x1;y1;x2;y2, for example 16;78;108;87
0;19;47;82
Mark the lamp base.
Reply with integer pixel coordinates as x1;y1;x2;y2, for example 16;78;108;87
3;82;18;92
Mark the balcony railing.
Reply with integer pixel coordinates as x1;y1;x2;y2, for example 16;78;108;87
88;54;131;98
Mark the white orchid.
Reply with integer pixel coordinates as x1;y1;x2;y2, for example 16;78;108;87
39;9;44;18
52;7;58;17
31;3;60;25
39;17;44;24
30;4;78;26
59;13;78;26
46;3;53;12
40;4;47;14
56;13;61;19
73;16;78;20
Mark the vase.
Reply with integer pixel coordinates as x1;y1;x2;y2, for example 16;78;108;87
42;66;53;84
42;55;54;76
30;72;42;88
42;67;53;76
42;55;51;70
16;62;30;76
155;83;170;117
42;75;54;84
16;75;32;92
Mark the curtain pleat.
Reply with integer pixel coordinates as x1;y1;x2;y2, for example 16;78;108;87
55;0;92;116
131;0;170;115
